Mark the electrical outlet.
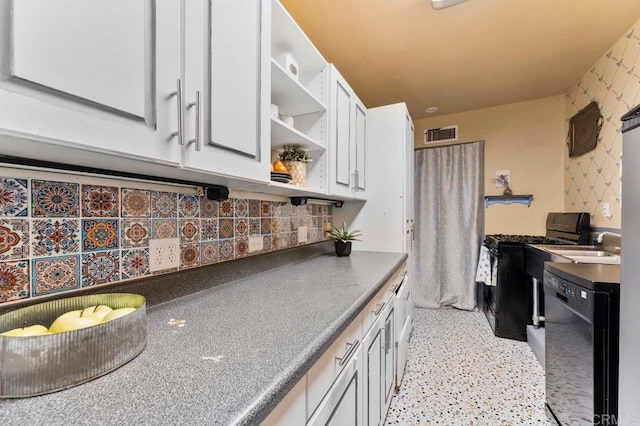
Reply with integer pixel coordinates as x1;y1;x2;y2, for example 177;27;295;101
248;236;263;253
602;202;612;219
298;226;308;243
149;238;181;272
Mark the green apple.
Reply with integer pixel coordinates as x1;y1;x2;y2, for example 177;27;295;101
1;324;51;337
81;305;113;320
49;309;103;333
102;307;137;322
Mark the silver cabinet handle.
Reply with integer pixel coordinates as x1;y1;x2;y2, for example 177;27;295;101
169;79;184;145
403;291;411;301
187;91;201;152
335;340;359;367
355;169;359;191
372;302;385;316
389;283;400;293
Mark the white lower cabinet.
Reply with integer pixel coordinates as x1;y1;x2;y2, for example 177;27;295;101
307;348;363;426
363;299;395;426
262;265;405;426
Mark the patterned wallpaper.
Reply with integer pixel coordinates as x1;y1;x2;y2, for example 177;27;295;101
0;173;332;307
565;19;640;229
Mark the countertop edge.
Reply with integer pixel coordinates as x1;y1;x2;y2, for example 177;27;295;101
237;252;409;425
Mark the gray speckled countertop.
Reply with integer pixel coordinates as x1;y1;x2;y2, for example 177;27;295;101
0;251;406;426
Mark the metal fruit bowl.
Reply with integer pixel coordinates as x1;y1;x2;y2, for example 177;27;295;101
0;293;146;398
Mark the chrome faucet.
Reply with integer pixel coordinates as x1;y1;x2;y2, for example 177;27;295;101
596;231;621;244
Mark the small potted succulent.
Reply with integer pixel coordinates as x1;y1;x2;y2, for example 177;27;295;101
279;145;312;187
327;221;362;257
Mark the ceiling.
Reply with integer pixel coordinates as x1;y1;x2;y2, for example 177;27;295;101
280;0;640;120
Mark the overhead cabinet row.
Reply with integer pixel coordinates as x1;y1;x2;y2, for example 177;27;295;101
0;0;367;201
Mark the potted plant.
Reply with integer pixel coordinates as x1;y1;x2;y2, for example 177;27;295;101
279;145;312;187
327;221;362;257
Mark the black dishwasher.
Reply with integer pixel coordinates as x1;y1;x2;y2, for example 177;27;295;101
543;263;620;426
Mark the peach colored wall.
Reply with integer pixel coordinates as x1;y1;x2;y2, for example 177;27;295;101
414;96;566;235
564;19;640;229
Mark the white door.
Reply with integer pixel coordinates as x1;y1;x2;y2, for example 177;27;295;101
182;0;270;182
382;304;395;415
0;0;182;165
363;312;384;426
329;66;355;197
354;99;367;197
307;348;362;426
404;110;415;257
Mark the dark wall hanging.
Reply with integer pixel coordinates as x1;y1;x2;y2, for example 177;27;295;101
567;101;603;158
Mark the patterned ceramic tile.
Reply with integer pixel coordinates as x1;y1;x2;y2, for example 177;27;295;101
179;194;200;218
81;184;119;217
289;219;298;232
82;219;119;252
32;255;80;296
0;260;29;302
235;218;248;237
152;219;177;239
151;191;177;218
280;203;290;218
261;218;271;235
272;234;281;251
260;201;271;217
179;219;199;243
219;219;234;239
121;188;151;217
0;178;28;217
180;243;200;269
201;241;219;265
386;308;551;426
32;180;79;217
249;218;261;236
279;233;290;249
248;200;261;217
272;218;282;235
235;237;248;258
289;232;298;246
234;199;248;217
219;239;234;261
201;219;218;241
271;202;282;218
200;199;219;218
262;235;272;252
81;250;120;287
219;199;234;217
122;248;150;279
0;219;29;260
121;219;150;249
32;219;80;256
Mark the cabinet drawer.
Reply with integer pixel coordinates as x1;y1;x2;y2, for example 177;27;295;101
362;265;406;334
307;314;362;420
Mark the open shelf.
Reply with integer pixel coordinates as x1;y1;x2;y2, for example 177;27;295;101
484;194;533;208
271;117;325;152
271;60;326;116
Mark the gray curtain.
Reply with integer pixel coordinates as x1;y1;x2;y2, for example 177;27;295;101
413;141;484;310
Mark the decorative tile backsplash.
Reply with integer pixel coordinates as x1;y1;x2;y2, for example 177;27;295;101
0;174;332;306
565;18;640;228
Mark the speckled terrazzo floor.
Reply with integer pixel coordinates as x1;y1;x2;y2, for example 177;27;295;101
385;308;555;426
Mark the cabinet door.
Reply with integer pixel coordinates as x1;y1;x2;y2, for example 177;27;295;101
307;347;362;426
0;0;182;165
354;99;367;196
382;303;395;415
362;310;384;426
330;70;354;197
403;109;415;259
183;0;270;182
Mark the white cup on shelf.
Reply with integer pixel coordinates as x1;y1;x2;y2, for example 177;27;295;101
270;104;279;118
280;114;294;127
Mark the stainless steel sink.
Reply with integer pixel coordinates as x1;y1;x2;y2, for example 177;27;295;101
529;244;621;265
564;255;620;265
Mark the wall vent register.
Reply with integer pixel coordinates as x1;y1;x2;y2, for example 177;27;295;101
424;125;458;143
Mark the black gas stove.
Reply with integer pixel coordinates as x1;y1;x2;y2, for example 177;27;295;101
481;213;590;341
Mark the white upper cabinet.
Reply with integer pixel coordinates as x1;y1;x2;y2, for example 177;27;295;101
182;0;270;183
0;0;183;165
328;65;367;199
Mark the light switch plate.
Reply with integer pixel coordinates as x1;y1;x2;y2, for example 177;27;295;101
298;226;308;243
149;238;180;271
248;236;263;253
